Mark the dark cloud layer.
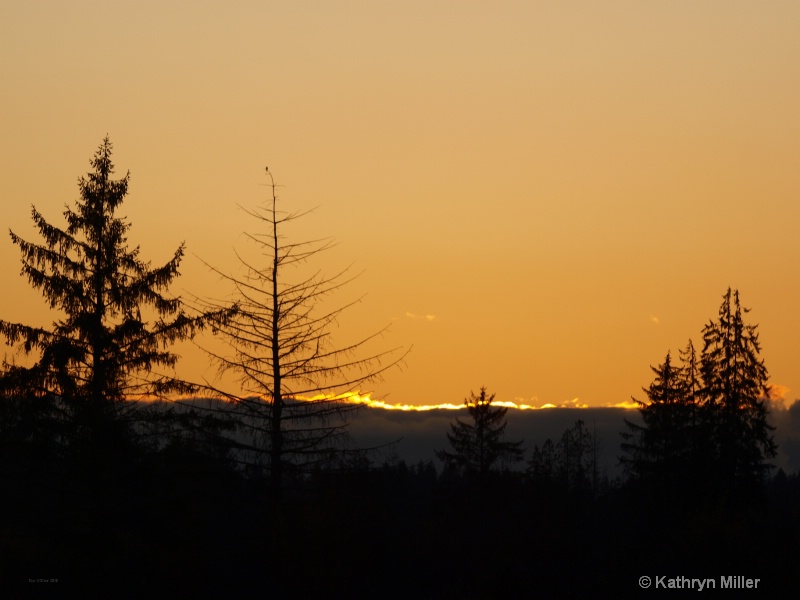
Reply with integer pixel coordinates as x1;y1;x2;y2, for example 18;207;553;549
172;399;800;477
349;405;800;478
348;407;639;477
770;401;800;473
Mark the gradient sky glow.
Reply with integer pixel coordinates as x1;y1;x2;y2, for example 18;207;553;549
2;1;799;408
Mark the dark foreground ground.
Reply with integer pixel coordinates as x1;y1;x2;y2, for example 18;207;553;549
2;441;799;599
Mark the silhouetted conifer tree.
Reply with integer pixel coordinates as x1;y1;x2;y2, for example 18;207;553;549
436;387;523;478
620;351;701;500
700;288;776;498
0;137;219;454
621;289;777;504
677;339;702;407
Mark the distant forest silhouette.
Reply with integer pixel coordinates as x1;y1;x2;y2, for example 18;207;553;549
1;140;798;597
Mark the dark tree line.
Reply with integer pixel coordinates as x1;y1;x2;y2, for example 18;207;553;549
621;288;776;507
528;418;602;496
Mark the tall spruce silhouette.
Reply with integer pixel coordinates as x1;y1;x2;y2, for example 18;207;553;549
437;386;524;478
620;289;776;504
0;137;220;453
620;348;705;502
701;287;776;498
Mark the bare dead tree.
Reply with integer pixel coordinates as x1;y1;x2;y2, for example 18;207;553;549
197;168;405;491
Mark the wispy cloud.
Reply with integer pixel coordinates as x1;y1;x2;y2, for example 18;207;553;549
604;400;640;409
534;397;588;410
405;311;436;322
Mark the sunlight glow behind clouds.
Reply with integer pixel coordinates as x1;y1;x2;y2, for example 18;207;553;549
1;1;798;407
764;384;796;410
307;392;595;412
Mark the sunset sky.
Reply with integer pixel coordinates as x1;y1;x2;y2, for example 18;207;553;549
1;1;798;409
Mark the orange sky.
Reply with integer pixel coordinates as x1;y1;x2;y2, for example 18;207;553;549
1;1;799;408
